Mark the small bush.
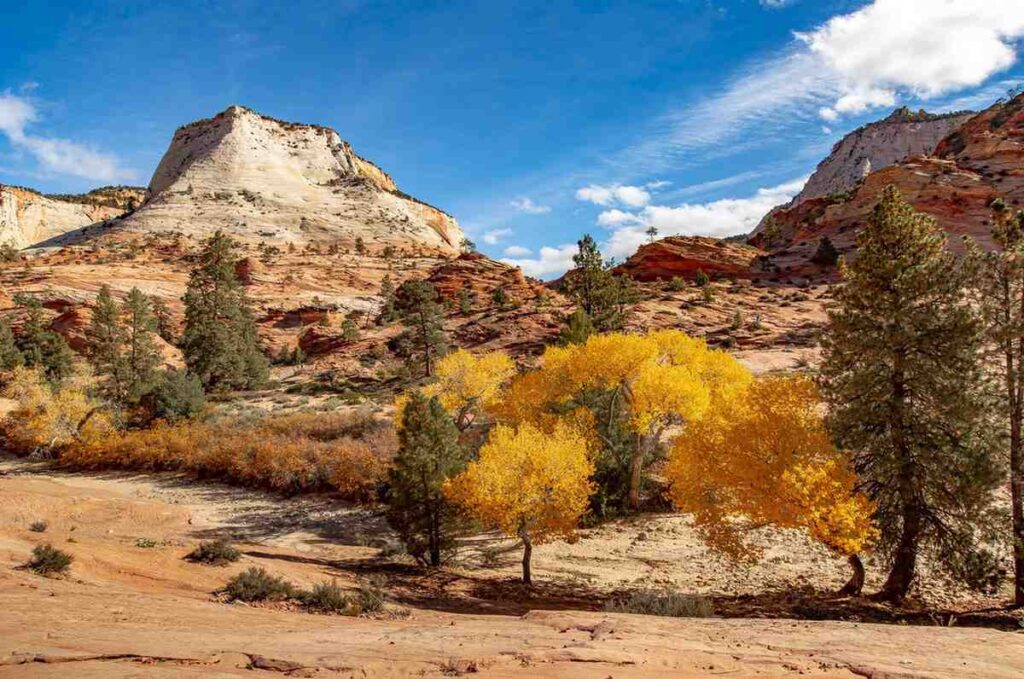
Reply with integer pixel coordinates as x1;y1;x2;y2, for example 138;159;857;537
604;590;714;618
28;520;48;533
142;370;206;422
26;544;73;576
303;579;355;614
135;537;158;548
186;539;242;566
356;574;387;613
223;567;296;602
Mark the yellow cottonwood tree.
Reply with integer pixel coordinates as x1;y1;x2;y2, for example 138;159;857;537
444;422;594;583
664;374;877;593
397;349;516;432
491;331;752;510
1;366;110;454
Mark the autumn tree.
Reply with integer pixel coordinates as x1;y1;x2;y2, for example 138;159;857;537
386;392;470;567
395;279;446;377
966;202;1024;605
1;366;109;454
665;375;877;594
445;423;594;584
181;231;268;391
492;331;752;512
415;349;517;433
820;186;1002;603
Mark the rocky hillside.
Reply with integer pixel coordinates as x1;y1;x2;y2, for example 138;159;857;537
58;106;465;254
748;96;1024;274
614;236;764;282
0;185;146;249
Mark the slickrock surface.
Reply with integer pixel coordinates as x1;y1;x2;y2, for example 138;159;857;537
0;185;144;249
1;459;1022;678
614;236;764;282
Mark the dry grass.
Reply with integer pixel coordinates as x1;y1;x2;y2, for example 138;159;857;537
59;410;395;501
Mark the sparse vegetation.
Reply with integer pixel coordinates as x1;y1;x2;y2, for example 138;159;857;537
28;520;48;533
186;539;241;566
25;544;73;576
223;567;296;602
604;590;714;618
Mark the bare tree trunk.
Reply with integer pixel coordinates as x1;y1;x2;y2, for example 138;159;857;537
876;492;922;604
837;554;865;597
518;525;532;585
1011;414;1024;606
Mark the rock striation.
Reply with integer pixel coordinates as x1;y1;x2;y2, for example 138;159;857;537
0;185;145;249
614;236;763;282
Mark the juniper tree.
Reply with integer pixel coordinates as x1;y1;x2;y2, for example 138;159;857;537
0;318;23;371
122;288;161;402
181;231;268;391
820;186;1002;603
377;274;399;325
811;236;840;267
150;295;175;344
87;285;126;401
15;295;74;385
966;203;1024;605
395;279;446;377
385;392;469;567
341;317;360;342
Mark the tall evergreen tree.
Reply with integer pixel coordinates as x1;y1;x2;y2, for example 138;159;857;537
558;309;594;346
395;279;447;377
386;392;469;567
820;186;1002;603
0;318;23;371
563;234;630;332
150;295;176;344
181;231;268;391
87;285;126;401
377;274;399;325
966;202;1024;605
15;295;74;385
122;288;161;402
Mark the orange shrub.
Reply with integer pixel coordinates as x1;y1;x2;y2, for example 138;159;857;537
60;410;396;502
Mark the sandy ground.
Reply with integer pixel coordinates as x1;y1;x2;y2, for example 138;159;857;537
1;459;1023;678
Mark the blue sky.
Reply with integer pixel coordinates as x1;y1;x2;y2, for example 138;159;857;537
3;0;1024;277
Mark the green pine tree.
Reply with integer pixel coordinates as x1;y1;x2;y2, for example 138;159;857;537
15;295;74;385
966;203;1024;605
563;235;629;332
491;287;508;310
395;279;447;377
0;317;23;371
377;274;399;325
820;186;1002;603
341;317;360;342
150;295;176;344
558;309;594;346
87;285;127;401
181;231;269;391
386;392;469;567
122;288;161;403
811;236;840;267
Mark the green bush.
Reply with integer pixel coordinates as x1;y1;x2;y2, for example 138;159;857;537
28;520;48;533
186;539;241;566
223;567;296;602
356;575;387;613
143;370;206;421
26;544;73;576
604;590;713;618
303;579;355;614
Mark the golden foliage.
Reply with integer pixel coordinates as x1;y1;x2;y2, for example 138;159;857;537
59;410;395;501
664;374;877;559
397;349;516;430
444;423;594;543
1;366;110;454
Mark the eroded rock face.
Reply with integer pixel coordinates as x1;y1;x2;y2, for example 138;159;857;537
426;252;547;304
0;185;144;249
614;236;764;282
108;106;464;253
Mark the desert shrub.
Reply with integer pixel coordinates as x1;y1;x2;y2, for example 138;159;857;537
59;410;394;501
303;579;356;614
356;575;387;613
604;590;713;618
186;539;241;565
141;370;206;422
223;567;296;602
26;544;73;576
28;520;48;533
135;537;158;548
665;276;686;292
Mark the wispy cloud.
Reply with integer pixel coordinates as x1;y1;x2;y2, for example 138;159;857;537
575;183;651;208
0;91;136;183
509;196;551;214
501;243;578;279
503;244;531;257
481;227;513;245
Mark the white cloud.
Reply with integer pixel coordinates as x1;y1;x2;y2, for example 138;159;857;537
645;180;671;190
0;91;136;183
760;0;793;8
799;0;1024;119
597;208;642;227
501;243;578;279
503;245;532;257
481;227;512;245
602;178;807;260
575;183;651;208
509;196;551;214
